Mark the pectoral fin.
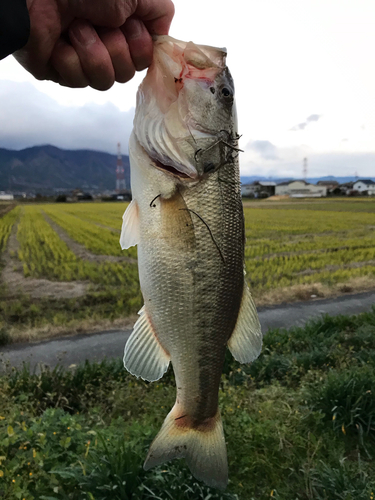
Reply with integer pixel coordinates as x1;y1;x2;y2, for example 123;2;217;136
228;284;263;364
120;199;140;249
124;306;170;381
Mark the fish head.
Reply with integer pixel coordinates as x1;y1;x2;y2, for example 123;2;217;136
133;36;238;182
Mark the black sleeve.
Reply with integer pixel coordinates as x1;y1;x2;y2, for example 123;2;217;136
0;0;30;60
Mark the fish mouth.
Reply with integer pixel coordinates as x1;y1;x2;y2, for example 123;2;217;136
154;160;194;179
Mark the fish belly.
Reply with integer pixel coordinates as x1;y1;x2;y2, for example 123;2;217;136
137;161;244;422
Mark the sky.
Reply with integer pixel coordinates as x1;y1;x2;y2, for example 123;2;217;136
1;0;375;178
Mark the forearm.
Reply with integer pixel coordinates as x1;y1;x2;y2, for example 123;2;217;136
0;0;30;60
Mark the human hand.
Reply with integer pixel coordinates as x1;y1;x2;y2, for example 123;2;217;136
14;0;174;90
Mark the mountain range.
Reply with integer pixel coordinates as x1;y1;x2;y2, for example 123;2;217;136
0;145;130;194
0;145;372;194
240;175;375;185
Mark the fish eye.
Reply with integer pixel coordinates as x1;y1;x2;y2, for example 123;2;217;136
221;87;231;97
209;87;215;94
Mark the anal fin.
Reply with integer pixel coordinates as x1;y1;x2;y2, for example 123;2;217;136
124;306;170;381
227;284;263;364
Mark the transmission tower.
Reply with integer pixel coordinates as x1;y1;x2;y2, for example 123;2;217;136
303;157;308;181
116;142;126;192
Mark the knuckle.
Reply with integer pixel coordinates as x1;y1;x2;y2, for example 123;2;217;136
113;0;137;24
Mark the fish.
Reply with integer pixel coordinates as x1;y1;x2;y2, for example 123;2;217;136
120;35;262;490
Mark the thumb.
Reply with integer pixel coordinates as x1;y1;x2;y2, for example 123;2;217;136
134;0;175;35
72;0;137;27
72;0;174;33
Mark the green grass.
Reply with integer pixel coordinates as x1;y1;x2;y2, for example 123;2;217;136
1;310;375;499
0;206;19;253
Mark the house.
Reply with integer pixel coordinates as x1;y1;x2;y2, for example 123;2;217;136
0;191;14;201
316;180;339;194
353;180;375;195
241;181;276;198
337;182;354;195
275;180;327;198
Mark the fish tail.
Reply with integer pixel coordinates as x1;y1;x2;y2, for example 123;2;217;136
143;405;228;490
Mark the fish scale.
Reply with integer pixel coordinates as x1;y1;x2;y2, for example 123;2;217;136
120;35;262;489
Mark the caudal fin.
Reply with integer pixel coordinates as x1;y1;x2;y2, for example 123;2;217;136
143;405;228;490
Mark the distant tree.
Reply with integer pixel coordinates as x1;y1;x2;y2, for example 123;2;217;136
56;194;67;202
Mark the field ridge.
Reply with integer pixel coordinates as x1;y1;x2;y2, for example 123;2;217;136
42;211;136;265
1;211;88;299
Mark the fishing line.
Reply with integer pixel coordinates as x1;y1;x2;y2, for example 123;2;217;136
194;133;243;163
150;194;161;207
187;123;197;144
179;208;225;264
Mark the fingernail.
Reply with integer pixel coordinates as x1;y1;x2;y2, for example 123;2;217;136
70;20;97;46
123;18;144;40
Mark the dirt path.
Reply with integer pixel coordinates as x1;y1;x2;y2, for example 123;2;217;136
0;203;16;217
1;290;374;371
91;221;121;233
42;212;137;265
1;215;88;299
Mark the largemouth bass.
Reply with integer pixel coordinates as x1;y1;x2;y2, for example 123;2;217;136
120;35;262;490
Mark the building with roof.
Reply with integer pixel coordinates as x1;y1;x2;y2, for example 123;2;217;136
316;180;339;194
353;180;375;195
0;191;14;201
241;181;276;198
275;180;327;198
336;181;354;195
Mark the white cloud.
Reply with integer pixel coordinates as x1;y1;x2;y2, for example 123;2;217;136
0;80;134;154
246;140;279;160
290;114;322;131
1;0;375;176
240;146;375;178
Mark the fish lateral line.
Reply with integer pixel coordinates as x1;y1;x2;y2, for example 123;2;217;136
179;208;226;264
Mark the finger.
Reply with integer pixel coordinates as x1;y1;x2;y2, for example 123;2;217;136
122;18;153;72
49;38;90;88
135;0;175;35
68;19;115;91
96;27;136;83
73;0;134;27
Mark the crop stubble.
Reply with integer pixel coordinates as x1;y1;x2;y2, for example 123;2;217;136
1;199;375;338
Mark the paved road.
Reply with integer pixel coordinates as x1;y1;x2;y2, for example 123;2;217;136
1;290;374;372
